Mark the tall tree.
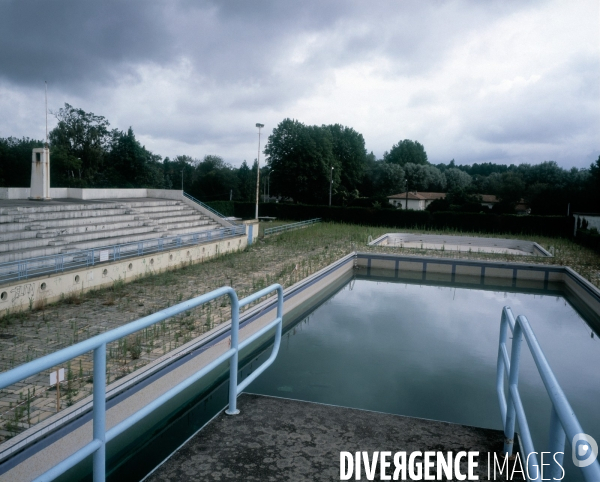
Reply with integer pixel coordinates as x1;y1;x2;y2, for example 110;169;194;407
367;161;405;196
384;139;428;166
444;168;472;191
265;119;338;204
188;155;239;201
49;103;110;186
404;163;446;191
326;124;367;194
0;137;43;187
106;127;164;188
236;160;255;202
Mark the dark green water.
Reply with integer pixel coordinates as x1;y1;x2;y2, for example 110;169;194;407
247;277;600;481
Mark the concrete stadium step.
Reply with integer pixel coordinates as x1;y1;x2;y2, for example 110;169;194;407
167;224;225;237
119;200;182;208
44;225;160;245
127;205;190;215
153;214;211;225
156;220;216;232
0;201;121;216
56;231;192;253
0;224;157;254
0;215;140;241
0;212;137;231
0;196;234;263
0;207;130;225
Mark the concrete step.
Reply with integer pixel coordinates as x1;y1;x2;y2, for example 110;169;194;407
157;220;215;231
0;207;130;225
154;214;210;224
48;225;159;245
61;223;223;253
167;224;223;237
0;201;121;215
0;230;43;243
0;213;139;233
119;200;182;208
130;205;192;215
0;224;156;253
0;196;234;263
0;218;147;242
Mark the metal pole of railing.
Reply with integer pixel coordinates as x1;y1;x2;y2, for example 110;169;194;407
93;344;106;481
547;406;566;480
504;321;523;455
226;294;241;415
496;309;509;423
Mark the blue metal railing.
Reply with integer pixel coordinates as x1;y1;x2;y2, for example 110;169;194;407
264;218;321;236
0;283;283;481
0;225;245;285
497;307;600;481
183;192;232;221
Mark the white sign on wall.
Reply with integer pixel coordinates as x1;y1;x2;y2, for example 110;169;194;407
99;250;110;262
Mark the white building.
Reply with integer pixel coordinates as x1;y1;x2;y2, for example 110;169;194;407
387;192;446;210
387;192;503;211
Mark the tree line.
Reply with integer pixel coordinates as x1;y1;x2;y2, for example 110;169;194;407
1;105;598;215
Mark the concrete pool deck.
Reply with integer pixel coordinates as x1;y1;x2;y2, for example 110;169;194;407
370;233;552;257
145;393;521;481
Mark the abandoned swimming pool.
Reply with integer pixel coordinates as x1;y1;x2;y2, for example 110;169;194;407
2;253;599;481
119;269;599;481
247;274;600;481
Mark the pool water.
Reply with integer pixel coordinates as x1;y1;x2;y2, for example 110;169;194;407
247;276;600;481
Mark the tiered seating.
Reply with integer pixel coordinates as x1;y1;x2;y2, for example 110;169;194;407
0;198;223;263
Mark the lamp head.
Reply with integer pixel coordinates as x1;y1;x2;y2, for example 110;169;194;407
256;123;264;128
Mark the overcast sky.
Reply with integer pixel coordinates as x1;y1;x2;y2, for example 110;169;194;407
0;0;598;169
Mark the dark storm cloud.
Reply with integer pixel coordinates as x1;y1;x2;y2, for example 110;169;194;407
0;1;175;88
0;0;596;168
0;1;535;93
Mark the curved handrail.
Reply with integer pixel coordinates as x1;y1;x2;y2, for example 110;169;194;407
0;283;284;481
497;306;600;481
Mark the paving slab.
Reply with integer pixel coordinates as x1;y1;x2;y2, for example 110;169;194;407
146;393;522;481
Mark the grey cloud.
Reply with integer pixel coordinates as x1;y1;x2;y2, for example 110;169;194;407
0;1;174;89
0;0;596;169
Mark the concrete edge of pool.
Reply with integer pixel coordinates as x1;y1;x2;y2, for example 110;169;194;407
1;251;598;480
369;233;553;257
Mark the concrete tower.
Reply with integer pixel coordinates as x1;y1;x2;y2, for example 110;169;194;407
29;147;51;200
30;81;52;200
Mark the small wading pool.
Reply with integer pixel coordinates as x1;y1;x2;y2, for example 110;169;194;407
247;269;599;481
370;233;552;256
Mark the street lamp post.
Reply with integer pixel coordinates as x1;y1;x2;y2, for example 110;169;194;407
181;170;184;192
329;166;334;206
405;179;408;210
255;123;264;220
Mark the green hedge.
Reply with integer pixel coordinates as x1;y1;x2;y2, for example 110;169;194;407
204;201;235;217
234;202;573;237
575;229;600;252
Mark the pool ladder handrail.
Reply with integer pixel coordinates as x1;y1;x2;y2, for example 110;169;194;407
497;306;600;481
0;283;284;482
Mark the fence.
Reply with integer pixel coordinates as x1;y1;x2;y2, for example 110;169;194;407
497;306;600;481
0;225;246;285
0;283;283;481
263;218;321;236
